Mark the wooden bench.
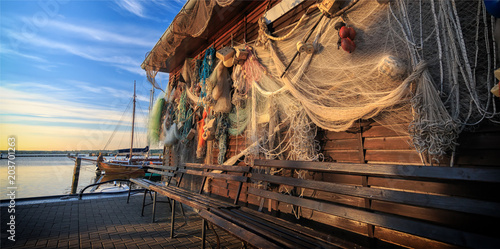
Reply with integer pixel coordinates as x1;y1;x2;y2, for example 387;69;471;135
127;163;177;222
193;159;500;248
148;163;250;243
134;159;500;248
252;160;500;248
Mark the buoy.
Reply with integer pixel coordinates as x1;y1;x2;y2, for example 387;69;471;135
340;26;356;40
235;48;248;61
297;41;315;54
296;41;306;53
494;68;500;80
223;57;234;67
491;82;500;97
341;38;356;53
378;56;407;79
339;26;349;39
347;27;356;40
216;47;235;61
305;43;315;54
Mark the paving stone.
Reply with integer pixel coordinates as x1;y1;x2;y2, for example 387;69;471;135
0;195;242;249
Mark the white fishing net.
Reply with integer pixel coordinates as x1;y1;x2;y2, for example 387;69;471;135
228;0;499;162
150;0;499;164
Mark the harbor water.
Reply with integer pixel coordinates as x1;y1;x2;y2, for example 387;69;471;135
0;157;102;200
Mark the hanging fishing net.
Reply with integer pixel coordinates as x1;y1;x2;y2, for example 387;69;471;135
148;0;499;164
230;0;499;161
148;96;165;144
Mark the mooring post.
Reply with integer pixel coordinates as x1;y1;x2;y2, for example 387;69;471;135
71;157;82;194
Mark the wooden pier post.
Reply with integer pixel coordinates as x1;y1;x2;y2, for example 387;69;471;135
71;157;82;194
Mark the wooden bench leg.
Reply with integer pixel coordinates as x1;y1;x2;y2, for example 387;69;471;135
179;202;186;220
201;219;206;249
167;197;172;212
141;189;148;216
152;191;157;223
170;199;176;238
127;182;133;204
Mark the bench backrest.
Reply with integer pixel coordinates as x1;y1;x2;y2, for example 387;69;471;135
178;163;250;205
250;159;500;248
146;164;178;186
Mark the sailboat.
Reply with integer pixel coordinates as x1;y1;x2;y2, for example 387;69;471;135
97;81;163;174
70;81;161;175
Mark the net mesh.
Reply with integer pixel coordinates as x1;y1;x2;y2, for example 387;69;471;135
151;0;499;164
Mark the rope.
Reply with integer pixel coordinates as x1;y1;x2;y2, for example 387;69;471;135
215;113;229;164
259;10;311;41
199;47;216;102
103;99;133;150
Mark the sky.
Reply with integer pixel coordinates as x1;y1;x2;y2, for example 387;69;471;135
0;0;185;151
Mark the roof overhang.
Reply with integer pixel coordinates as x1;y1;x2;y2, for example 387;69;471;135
141;0;250;74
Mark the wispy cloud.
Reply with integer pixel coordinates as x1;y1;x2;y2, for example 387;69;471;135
0;44;48;63
0;84;151;151
35;64;58;72
112;0;185;21
69;80;149;102
47;20;155;47
114;0;146;18
9;82;66;92
0;86;148;129
5;29;144;76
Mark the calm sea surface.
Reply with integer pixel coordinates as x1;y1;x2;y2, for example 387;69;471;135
0;157;99;200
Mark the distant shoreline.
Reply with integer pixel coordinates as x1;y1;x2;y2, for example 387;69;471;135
0;154;72;159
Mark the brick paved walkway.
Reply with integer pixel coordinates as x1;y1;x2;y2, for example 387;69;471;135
1;194;243;249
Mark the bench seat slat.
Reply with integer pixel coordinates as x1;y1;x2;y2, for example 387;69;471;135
130;178;156;188
148;169;176;177
166;186;237;208
233;207;362;249
248;187;500;248
151;185;209;210
148;165;177;171
254;160;500;183
251;173;500;217
150;185;236;209
209;208;318;249
185;163;250;172
178;169;248;182
199;209;282;249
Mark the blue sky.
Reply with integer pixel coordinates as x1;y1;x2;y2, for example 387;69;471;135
0;0;185;151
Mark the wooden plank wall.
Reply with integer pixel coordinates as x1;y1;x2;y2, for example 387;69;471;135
163;0;500;247
321;120;500;167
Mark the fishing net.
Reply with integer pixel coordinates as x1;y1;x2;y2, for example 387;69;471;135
149;0;499;164
148;96;165;144
228;0;498;162
387;0;499;158
143;0;237;72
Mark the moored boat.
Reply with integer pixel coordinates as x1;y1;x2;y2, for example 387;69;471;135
97;161;145;174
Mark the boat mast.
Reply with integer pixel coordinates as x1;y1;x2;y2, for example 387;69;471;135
129;81;136;162
147;84;155;157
